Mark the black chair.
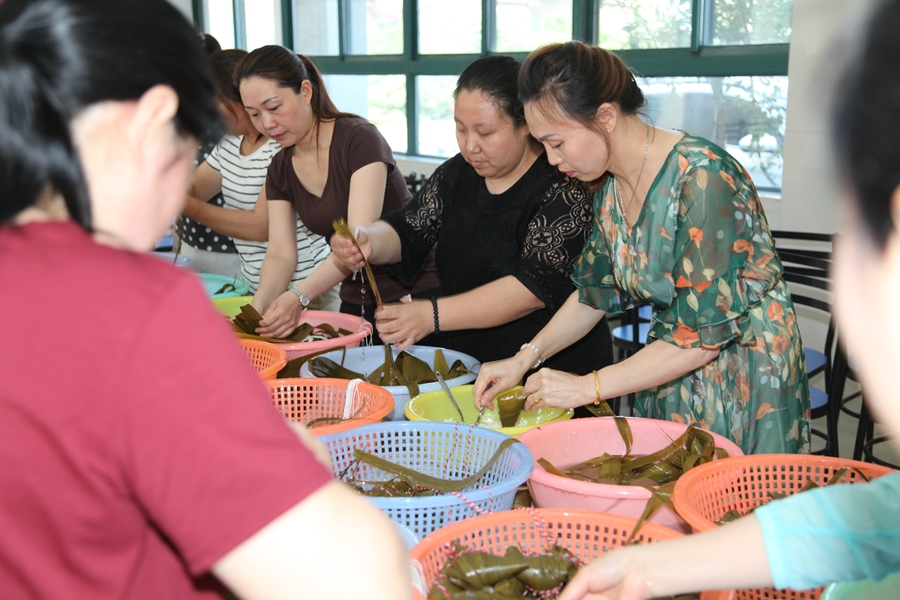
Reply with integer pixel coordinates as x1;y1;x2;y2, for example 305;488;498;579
609;305;651;415
853;390;900;469
771;231;834;380
610;304;652;361
781;270;843;456
404;170;428;195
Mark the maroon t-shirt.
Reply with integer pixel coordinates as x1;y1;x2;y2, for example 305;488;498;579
266;116;439;304
0;221;332;599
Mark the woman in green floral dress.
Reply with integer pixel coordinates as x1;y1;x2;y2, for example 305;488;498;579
473;41;809;454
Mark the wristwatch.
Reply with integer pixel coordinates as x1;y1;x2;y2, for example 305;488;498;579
288;285;310;308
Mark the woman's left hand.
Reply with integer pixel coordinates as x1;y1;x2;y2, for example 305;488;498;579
256;291;303;338
522;368;594;411
374;299;433;350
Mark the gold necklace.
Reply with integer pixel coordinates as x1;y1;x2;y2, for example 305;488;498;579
615;124;652;218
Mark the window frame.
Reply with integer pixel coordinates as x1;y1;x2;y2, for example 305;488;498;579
195;0;790;166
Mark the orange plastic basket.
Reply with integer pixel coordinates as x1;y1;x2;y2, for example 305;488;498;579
672;454;896;600
409;508;731;600
239;339;288;380
266;378;394;436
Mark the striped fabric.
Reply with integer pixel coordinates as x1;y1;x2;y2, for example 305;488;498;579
206;136;330;293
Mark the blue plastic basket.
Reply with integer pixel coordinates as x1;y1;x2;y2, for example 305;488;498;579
318;422;533;541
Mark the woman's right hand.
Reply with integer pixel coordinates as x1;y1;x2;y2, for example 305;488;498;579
472;353;533;409
331;226;371;272
256;291;302;338
557;547;654;600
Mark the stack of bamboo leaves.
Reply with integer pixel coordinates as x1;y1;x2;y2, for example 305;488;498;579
231;303;350;343
428;542;578;599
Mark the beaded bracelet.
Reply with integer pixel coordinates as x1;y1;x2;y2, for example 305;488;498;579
431;297;440;334
520;342;545;370
592;370;602;405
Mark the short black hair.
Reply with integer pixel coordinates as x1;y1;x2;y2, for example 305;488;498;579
834;0;900;250
455;55;526;129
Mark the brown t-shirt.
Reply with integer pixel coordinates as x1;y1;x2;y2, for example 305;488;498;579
266;116;439;304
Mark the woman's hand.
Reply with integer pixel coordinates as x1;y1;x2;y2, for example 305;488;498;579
374;298;432;350
473;352;534;409
255;291;302;338
558;547;654;600
522;369;594;411
331;226;370;272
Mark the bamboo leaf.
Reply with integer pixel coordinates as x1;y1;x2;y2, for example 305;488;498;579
625;481;677;544
538;457;571;478
352;438;520;493
332;218;383;309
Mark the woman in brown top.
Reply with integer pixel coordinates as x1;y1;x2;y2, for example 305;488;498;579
238;46;439;339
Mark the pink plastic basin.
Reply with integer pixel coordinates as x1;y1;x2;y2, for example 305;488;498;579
276;310;372;360
518;417;744;533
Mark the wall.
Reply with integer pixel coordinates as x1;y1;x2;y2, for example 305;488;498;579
776;0;878;233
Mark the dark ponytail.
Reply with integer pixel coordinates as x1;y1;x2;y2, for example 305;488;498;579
212;49;248;106
234;45;358;147
0;0;222;227
519;41;647;189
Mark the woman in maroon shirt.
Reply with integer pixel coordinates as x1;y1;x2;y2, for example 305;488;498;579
238;46;439;339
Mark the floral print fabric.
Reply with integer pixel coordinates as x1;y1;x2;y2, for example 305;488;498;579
573;132;810;454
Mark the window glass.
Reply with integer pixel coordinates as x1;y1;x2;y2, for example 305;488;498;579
639;76;788;190
323;75;408;154
294;0;339;55
417;76;459;158
710;0;793;45
346;0;404;55
207;0;236;50
418;0;481;55
495;0;571;53
245;0;282;51
598;0;691;50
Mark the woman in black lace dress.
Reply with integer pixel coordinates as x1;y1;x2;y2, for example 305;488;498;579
332;55;612;375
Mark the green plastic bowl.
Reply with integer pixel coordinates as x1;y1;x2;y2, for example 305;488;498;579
405;384;573;437
196;273;251;299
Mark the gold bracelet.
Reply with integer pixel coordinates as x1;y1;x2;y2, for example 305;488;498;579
592;370;602;405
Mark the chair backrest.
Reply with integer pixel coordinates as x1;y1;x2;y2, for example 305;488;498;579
785;283;848;456
782;270;837;381
404;171;428;195
771;230;833;278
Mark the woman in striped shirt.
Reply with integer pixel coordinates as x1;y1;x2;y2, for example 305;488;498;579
182;49;336;308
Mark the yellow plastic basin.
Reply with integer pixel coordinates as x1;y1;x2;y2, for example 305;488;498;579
212;295;254;318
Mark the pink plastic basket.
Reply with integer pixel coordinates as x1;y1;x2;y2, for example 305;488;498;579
409;508;731;600
272;310;372;360
518;417;743;533
671;454;895;600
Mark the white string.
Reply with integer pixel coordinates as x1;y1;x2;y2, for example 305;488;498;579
343;378;364;419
